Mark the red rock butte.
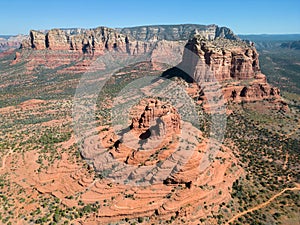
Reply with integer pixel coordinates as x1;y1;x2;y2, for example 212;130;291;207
110;98;182;166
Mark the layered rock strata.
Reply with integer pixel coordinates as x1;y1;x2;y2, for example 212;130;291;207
21;27;153;55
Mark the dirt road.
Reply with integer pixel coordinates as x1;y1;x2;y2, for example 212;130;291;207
226;185;300;225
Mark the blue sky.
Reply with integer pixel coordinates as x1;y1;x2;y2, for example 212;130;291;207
0;0;299;35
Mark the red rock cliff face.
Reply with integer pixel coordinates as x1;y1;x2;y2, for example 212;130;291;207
21;27;154;55
46;29;69;50
25;30;46;50
182;35;260;81
21;25;238;56
160;33;283;106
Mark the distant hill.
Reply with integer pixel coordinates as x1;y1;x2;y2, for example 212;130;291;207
280;40;300;50
239;34;300;41
238;34;300;49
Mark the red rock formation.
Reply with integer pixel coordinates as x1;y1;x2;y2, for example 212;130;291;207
46;29;69;50
111;98;181;165
21;27;155;55
183;35;260;81
223;83;279;103
26;30;46;50
130;98;181;138
175;34;283;106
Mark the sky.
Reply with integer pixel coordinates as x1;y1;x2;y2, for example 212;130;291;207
0;0;299;35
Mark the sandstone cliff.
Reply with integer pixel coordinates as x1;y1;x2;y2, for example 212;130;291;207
21;27;154;55
162;32;282;104
21;24;237;54
183;35;260;80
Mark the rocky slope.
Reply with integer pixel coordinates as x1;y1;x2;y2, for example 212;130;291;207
110;98;181;166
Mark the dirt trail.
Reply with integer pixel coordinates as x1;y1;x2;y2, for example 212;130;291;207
282;122;300;140
283;152;289;170
226;185;300;225
0;149;13;171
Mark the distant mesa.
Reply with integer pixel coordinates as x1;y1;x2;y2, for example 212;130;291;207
118;24;238;41
20;24;238;54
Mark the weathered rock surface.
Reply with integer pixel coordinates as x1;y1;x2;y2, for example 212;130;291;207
162;32;282;105
111;98;181;165
21;24;238;55
30;30;47;49
222;75;281;103
182;34;260;81
46;29;69;50
21;27;154;55
130;98;181;137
